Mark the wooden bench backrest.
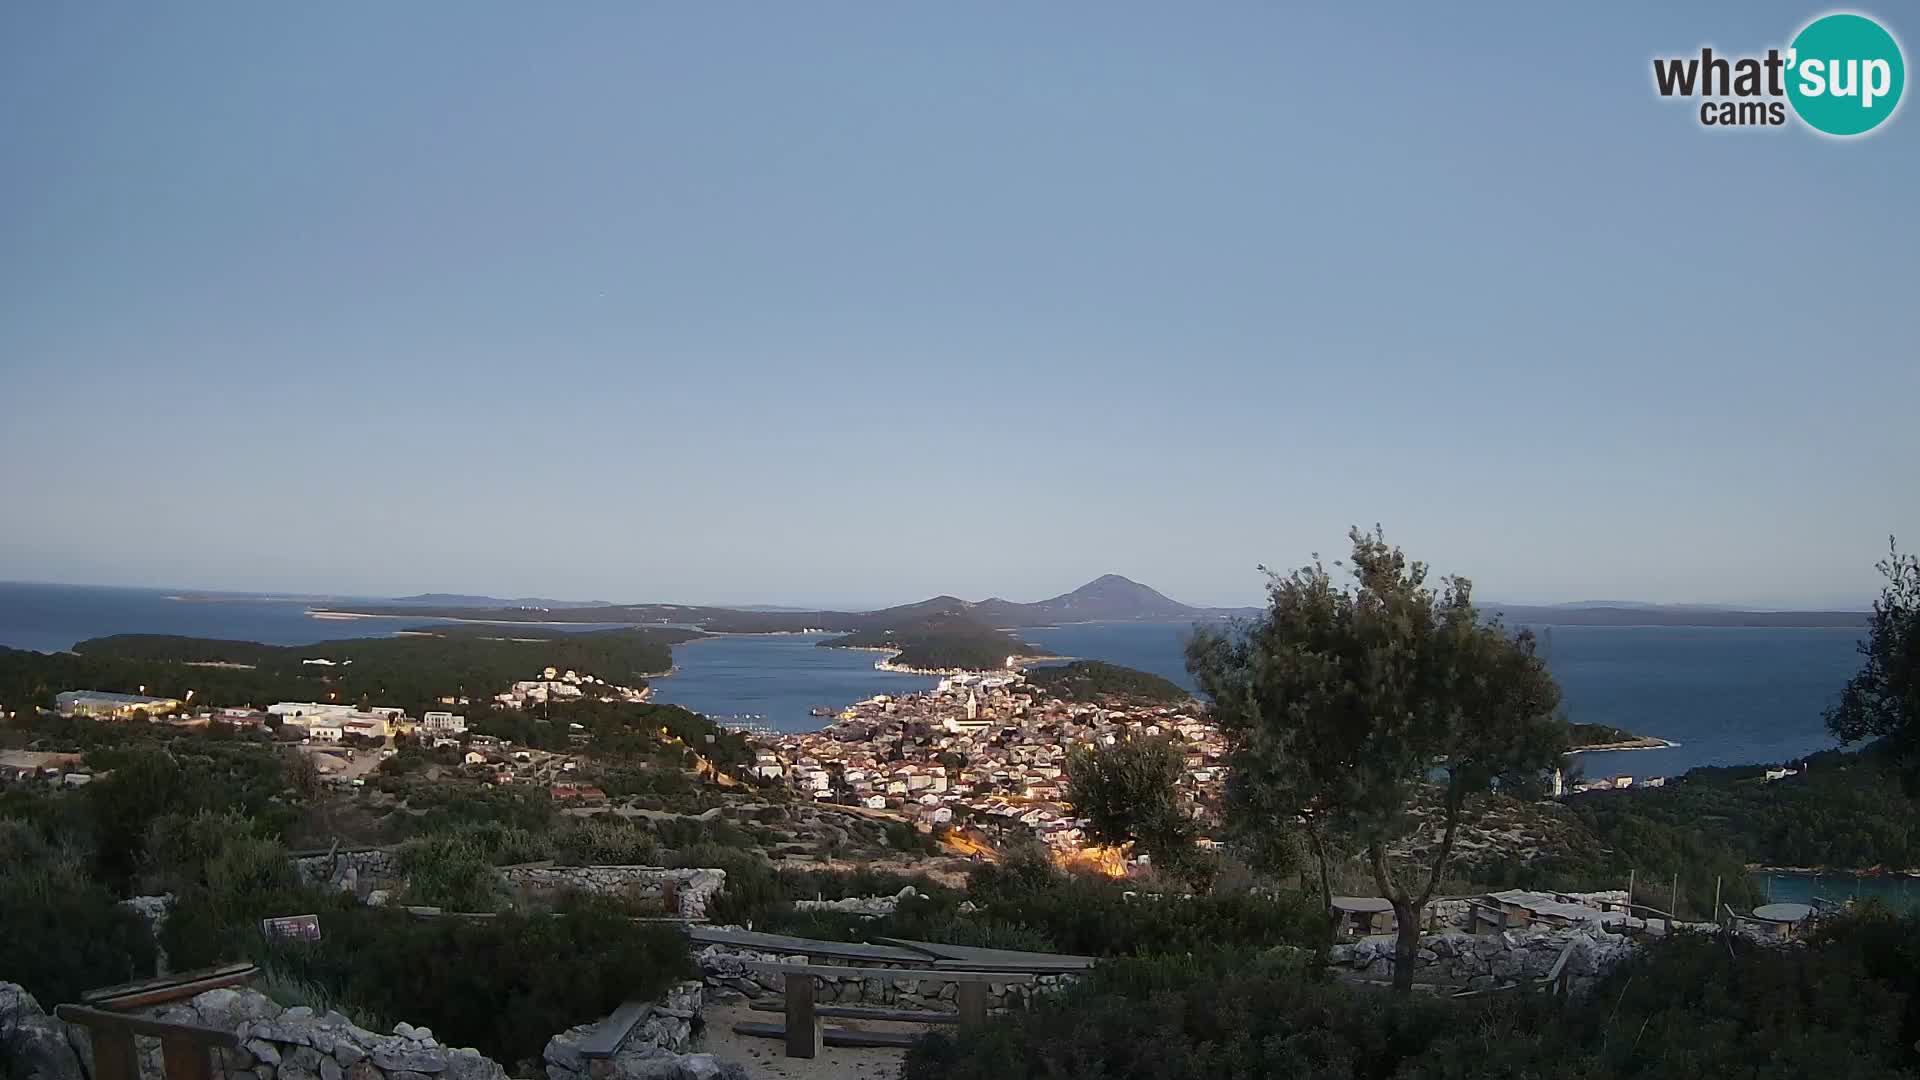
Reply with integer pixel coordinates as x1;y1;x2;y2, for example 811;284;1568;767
56;1004;239;1080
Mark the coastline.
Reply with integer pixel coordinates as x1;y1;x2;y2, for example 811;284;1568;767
1753;864;1920;878
829;645;1075;678
306;608;684;631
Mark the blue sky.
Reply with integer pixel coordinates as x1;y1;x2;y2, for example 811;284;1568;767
2;2;1914;609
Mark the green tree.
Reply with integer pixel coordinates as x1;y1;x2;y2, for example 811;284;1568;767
1828;536;1920;794
1187;528;1567;991
1065;736;1215;891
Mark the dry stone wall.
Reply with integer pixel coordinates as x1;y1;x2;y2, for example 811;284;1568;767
693;935;1078;1013
790;886;918;918
129;989;507;1080
1328;927;1636;996
0;985;507;1080
289;853;725;921
290;850;398;898
496;866;725;921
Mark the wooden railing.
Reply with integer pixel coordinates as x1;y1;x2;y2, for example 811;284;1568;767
735;962;1036;1059
54;1005;239;1080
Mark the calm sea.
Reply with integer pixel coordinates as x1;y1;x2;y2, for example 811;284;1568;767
647;634;938;731
1019;620;1866;779
1754;870;1920;912
0;582;940;733
1;583;1869;773
0;582;632;650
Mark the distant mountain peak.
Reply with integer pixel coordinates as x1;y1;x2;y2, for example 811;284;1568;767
959;574;1202;624
1071;573;1161;594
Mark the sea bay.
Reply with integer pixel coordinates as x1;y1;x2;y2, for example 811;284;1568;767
1018;620;1865;779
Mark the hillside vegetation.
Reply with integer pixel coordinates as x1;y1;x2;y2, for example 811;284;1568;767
819;613;1040;671
0;626;695;719
1025;660;1190;704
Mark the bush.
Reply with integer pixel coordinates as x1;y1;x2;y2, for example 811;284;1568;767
961;858;1320;957
907;915;1920;1080
549;817;658;866
394;835;504;912
261;900;694;1067
0;822;155;1004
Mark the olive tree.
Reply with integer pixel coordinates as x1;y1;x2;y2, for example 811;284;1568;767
1187;528;1566;991
1828;537;1920;794
1065;735;1214;891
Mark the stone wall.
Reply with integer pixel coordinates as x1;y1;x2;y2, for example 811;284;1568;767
134;989;506;1080
291;850;398;898
790;886;918;918
0;984;506;1080
289;854;725;921
496;866;725;921
542;983;732;1080
1327;927;1636;996
692;936;1078;1013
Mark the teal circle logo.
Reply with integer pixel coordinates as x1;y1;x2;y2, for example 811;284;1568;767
1786;13;1905;136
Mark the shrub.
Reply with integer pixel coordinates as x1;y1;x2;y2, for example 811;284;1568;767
0;825;155;1004
261;900;694;1067
394;835;503;912
962;859;1319;957
549;817;658;866
907;916;1920;1080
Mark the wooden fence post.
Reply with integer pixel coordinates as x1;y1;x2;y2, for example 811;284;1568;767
90;1027;139;1080
784;973;820;1059
957;982;988;1027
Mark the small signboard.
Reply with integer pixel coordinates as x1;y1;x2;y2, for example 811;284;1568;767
260;914;322;943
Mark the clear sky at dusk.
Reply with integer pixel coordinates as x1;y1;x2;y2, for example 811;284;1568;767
3;2;1915;610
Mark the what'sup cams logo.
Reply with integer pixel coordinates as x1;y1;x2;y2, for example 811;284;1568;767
1653;11;1905;136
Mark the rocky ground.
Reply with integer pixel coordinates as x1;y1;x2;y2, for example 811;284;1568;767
1391;793;1611;878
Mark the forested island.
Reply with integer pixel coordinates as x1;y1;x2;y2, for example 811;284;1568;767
0;625;698;719
818;613;1042;672
1024;660;1190;704
1565;721;1674;752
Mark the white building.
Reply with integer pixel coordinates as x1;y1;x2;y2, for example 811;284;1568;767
422;711;467;735
270;702;403;724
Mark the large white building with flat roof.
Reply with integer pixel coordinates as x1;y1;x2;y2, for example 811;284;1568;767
57;691;183;719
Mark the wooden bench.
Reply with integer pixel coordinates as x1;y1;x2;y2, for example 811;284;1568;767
82;964;259;1010
735;962;1036;1058
571;999;653;1060
55;1005;239;1080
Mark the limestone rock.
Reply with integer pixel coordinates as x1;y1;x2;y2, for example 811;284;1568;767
191;988;243;1021
674;1055;723;1080
372;1045;449;1073
444;1048;505;1080
6;1012;87;1080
